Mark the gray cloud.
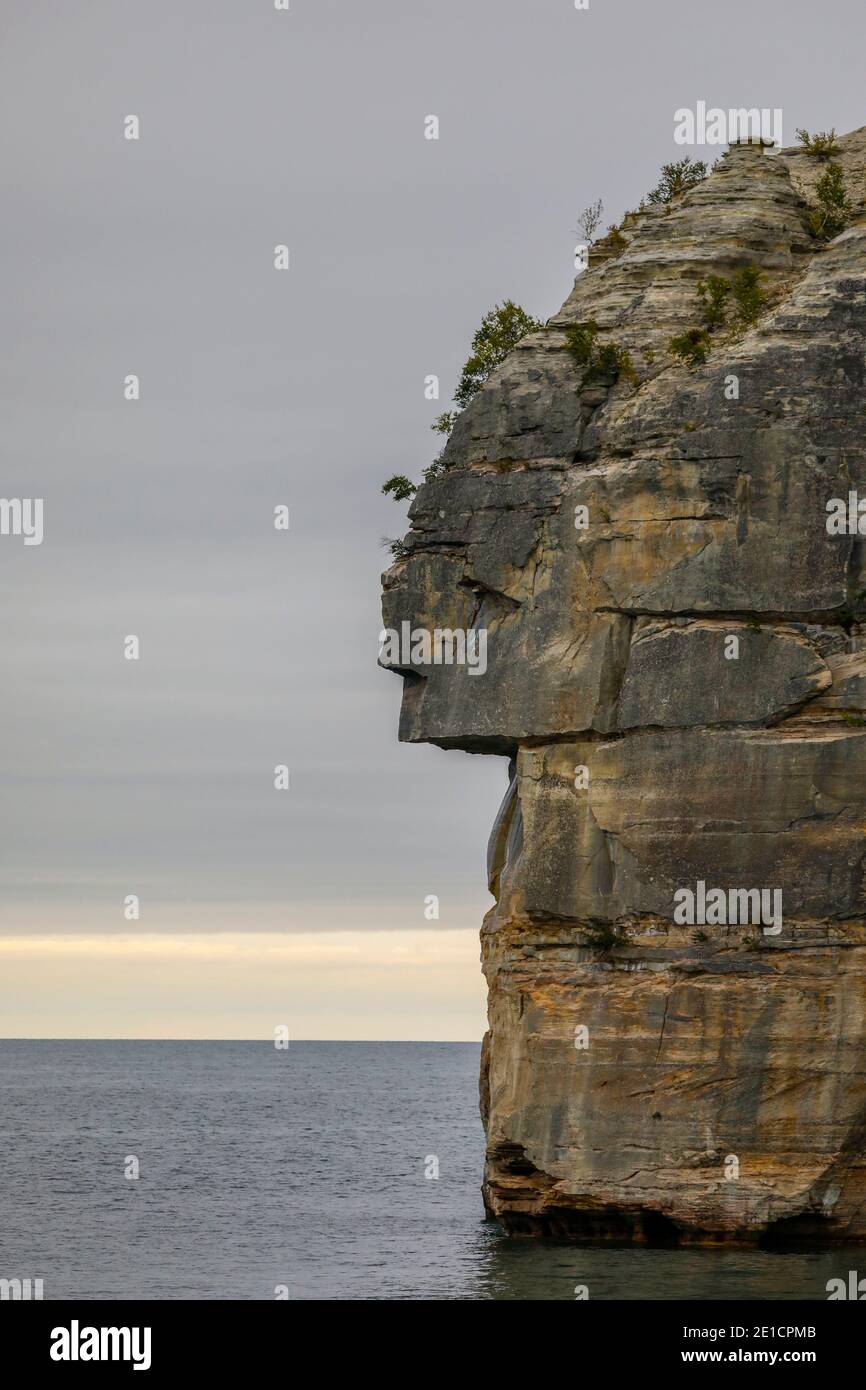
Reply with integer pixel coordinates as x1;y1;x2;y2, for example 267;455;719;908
1;0;862;936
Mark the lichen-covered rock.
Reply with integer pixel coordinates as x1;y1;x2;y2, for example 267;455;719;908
381;129;866;1244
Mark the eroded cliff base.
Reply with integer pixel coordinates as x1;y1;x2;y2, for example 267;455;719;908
480;920;866;1246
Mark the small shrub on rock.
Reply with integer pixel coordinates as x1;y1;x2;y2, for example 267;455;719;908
565;320;636;384
697;275;731;329
646;158;707;205
730;265;767;325
810;162;851;239
381;474;417;502
669;328;711;367
796;128;840;158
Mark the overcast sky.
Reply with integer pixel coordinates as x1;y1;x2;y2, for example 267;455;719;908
1;0;862;1037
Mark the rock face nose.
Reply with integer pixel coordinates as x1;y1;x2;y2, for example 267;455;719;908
381;130;866;1244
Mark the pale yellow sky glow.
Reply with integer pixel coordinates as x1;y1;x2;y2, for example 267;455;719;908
0;930;488;1040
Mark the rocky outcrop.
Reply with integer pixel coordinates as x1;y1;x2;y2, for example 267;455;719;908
381;129;866;1244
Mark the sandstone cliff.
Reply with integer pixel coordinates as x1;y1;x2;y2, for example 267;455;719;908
381;129;866;1244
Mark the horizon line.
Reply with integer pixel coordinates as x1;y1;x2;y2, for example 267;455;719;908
0;1036;482;1044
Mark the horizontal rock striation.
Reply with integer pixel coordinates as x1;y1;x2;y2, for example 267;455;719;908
382;129;866;1243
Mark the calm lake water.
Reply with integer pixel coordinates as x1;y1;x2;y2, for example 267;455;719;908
0;1040;855;1300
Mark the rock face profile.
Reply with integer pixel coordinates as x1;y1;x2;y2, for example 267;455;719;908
381;129;866;1244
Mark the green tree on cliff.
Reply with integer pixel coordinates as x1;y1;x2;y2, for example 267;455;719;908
796;128;839;158
810;162;851;239
383;300;542;507
450;300;544;410
646;157;707;205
